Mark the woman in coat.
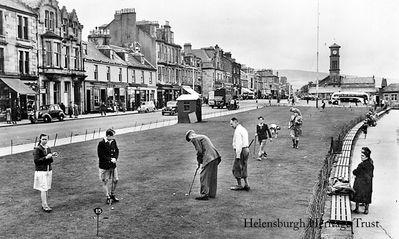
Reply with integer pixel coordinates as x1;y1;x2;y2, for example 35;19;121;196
351;147;374;214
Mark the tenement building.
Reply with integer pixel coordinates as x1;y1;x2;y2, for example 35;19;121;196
0;0;38;121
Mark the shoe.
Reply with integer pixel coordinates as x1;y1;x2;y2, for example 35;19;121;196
110;194;119;202
352;209;359;214
42;206;52;213
243;185;251;191
262;153;268;157
106;196;112;205
230;185;244;190
195;195;209;200
364;209;369;214
257;157;262;161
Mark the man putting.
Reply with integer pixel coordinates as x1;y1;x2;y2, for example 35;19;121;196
186;130;221;200
230;117;250;191
97;129;120;204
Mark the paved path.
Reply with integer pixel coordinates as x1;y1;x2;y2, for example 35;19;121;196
351;110;399;239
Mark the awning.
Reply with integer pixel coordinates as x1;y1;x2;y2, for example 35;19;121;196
182;85;200;97
1;78;36;95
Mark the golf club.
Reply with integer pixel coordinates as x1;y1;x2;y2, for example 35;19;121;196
249;138;254;148
104;169;115;219
185;166;200;196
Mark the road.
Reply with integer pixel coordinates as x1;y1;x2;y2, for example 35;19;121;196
0;100;259;148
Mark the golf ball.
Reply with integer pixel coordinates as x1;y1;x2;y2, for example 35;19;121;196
111;207;114;210
185;193;189;196
173;193;176;196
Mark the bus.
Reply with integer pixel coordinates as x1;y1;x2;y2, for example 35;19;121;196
330;92;369;104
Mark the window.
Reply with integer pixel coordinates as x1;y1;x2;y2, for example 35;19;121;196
62;18;67;35
73;47;79;69
55;43;61;67
141;70;144;84
17;16;28;39
94;65;98;80
64;46;70;68
45;11;49;28
0;11;3;35
119;68;122;82
0;48;4;73
132;70;136;83
106;67;110;81
18;51;29;74
64;82;70;93
183;102;190;112
45;41;52;66
392;94;397;101
149;72;152;84
49;12;54;31
157;67;161;82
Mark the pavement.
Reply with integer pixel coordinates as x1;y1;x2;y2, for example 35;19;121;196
0;110;139;128
351;109;399;239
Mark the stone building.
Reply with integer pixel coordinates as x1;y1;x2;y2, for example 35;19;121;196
181;43;202;96
222;52;241;95
308;43;376;99
0;0;38;121
191;44;226;100
380;83;399;106
256;69;280;98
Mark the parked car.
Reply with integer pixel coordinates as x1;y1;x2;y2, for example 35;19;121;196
137;101;156;113
302;95;317;101
162;101;178;116
29;104;65;123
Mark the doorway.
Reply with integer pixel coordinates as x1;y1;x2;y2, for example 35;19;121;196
86;89;91;113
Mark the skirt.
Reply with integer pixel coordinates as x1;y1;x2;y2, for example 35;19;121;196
33;170;52;192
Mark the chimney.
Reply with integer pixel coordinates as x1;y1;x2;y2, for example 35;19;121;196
184;43;192;53
224;52;232;58
381;78;387;88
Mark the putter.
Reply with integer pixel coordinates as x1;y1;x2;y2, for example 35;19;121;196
186;167;200;196
103;169;114;220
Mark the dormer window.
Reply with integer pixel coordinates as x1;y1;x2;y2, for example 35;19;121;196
45;10;55;31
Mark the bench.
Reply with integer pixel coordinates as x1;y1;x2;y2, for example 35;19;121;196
330;194;352;225
334;165;350;182
336;155;350;166
341;150;350;159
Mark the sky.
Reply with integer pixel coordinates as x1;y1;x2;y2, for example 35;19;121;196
59;0;399;82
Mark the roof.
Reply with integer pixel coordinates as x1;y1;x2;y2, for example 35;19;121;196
341;77;374;84
107;45;155;70
329;43;341;48
176;94;199;101
1;0;36;14
84;42;127;65
191;49;211;63
19;0;43;9
382;83;399;92
0;78;36;95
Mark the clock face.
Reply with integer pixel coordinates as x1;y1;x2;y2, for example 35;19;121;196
332;50;338;55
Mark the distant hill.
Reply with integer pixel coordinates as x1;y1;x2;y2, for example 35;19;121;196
277;69;399;90
276;69;329;90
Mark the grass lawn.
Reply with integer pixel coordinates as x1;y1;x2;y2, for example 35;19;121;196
0;106;367;239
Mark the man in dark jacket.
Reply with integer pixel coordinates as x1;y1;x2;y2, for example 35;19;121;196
186;130;221;200
97;128;120;204
255;116;272;160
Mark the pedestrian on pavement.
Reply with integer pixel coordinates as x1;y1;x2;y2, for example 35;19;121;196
185;130;222;200
360;120;368;138
33;133;58;212
68;101;73;118
289;107;303;149
59;102;66;114
351;147;374;214
291;97;295;106
97;128;120;204
100;102;107;116
321;100;326;110
11;105;18;124
73;103;79;118
255;116;272;161
230;117;250;191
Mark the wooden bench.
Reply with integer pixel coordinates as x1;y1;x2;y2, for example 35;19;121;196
334;165;350;182
336;155;350;166
331;194;352;225
341;150;350;159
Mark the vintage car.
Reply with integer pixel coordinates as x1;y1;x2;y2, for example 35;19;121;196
162;101;178;116
29;104;65;123
137;101;156;113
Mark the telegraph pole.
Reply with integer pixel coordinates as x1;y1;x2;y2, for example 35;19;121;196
316;0;320;108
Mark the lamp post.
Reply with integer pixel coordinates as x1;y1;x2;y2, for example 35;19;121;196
315;0;320;108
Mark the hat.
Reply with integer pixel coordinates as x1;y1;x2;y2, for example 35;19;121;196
361;147;371;158
106;128;115;136
185;130;195;142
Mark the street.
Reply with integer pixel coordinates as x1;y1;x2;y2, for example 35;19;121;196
0;100;260;148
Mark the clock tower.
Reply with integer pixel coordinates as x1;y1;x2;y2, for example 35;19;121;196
329;43;341;84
